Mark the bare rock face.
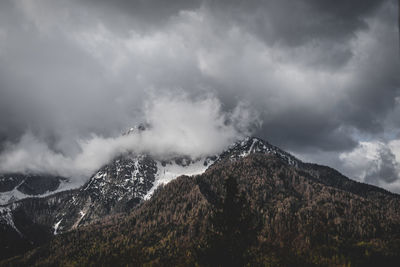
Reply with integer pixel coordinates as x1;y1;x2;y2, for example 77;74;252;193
52;154;158;233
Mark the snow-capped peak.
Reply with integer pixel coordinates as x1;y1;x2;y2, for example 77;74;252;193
216;137;302;167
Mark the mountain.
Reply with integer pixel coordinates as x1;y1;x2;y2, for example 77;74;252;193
0;136;299;240
1;136;400;265
0;136;273;258
3;153;400;266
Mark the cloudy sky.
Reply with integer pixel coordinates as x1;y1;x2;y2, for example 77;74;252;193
0;0;399;192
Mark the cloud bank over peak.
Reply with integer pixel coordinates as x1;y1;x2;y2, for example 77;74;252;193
0;95;259;184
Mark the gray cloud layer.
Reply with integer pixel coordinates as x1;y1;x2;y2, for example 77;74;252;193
0;0;399;191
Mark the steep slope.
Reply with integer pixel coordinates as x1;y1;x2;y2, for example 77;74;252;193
0;154;212;260
5;153;400;266
0;190;77;259
49;153;214;234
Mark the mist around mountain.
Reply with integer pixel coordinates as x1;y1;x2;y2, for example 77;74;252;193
1;137;400;266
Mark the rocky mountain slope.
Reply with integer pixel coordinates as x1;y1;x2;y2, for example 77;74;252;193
4;153;400;266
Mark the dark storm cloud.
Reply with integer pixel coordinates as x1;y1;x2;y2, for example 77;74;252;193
0;0;399;191
87;0;382;44
260;109;357;152
336;2;400;134
82;0;202;29
263;0;399;152
218;0;381;45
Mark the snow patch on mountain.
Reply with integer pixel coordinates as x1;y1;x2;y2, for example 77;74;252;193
144;158;214;200
53;219;62;235
0;206;22;236
0;185;29;205
0;178;76;205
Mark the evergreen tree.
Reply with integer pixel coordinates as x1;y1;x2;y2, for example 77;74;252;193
201;175;258;267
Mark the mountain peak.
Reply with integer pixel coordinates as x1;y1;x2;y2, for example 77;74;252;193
123;123;149;136
218;136;302;167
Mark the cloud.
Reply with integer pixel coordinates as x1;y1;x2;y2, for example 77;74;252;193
339;140;400;193
0;95;258;185
364;147;399;184
0;0;398;192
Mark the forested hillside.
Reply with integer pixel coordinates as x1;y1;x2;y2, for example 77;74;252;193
4;154;400;266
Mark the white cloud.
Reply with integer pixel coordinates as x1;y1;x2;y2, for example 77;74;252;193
339;140;400;193
0;95;258;186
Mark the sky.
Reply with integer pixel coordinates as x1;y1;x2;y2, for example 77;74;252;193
0;0;399;192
